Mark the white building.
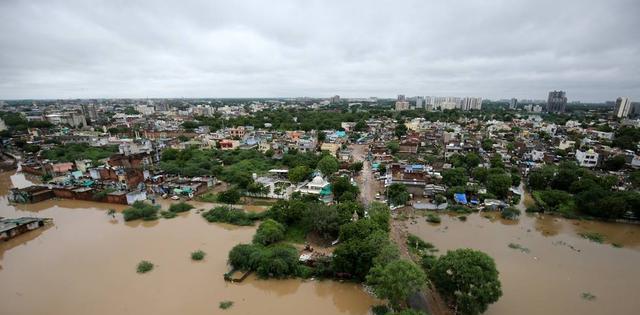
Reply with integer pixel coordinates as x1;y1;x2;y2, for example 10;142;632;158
575;149;599;168
614;97;632;118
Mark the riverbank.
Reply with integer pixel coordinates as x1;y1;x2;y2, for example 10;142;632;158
0;170;377;315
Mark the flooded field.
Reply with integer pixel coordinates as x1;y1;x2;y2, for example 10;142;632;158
408;210;640;315
0;171;376;315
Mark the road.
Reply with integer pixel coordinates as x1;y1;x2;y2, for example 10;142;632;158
349;144;451;315
350;144;379;206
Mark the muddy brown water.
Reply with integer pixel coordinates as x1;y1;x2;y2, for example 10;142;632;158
0;171;376;315
409;209;640;315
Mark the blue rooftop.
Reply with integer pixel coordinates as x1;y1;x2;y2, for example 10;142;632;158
454;193;468;205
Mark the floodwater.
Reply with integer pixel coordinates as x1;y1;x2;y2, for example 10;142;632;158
408;208;640;315
0;171;376;315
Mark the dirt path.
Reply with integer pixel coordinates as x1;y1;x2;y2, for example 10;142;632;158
350;144;451;315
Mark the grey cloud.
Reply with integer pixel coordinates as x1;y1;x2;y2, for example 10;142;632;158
0;0;638;101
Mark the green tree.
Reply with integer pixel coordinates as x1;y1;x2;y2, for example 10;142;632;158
349;161;364;173
481;139;494;151
387;141;400;154
366;260;426;310
395;122;408;138
388;183;410;206
218;188;241;204
331;176;360;202
442;168;468;187
430;249;502;315
288;165;311;183
333;231;388;280
253;219;286;245
318;155;339;176
487;174;512;199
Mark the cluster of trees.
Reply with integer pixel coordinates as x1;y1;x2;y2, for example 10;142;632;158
226;198;428;312
193;108;380;132
527;162;640;219
40;143;119;163
202;206;265;226
442;153;519;200
0;111;53;137
123;201;161;221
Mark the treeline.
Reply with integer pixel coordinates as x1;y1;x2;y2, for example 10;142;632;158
40;143;119;163
527;162;640;219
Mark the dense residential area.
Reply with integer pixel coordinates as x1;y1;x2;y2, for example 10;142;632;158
1;95;640;315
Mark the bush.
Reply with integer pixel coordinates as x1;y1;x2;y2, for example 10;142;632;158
500;207;521;220
169;202;194;213
218;188;241;204
458;215;467;221
228;244;262;271
123;201;160;221
137;260;154;273
254;244;299;278
191;250;206;261
406;234;436;255
253;219;286;245
202;206;256;226
426;213;441;224
160;211;177;219
525;204;542;213
219;301;234;310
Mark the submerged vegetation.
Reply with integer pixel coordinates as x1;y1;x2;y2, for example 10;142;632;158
123;201;160;221
201;206;264;225
219;301;234;310
191;250;206;261
579;232;605;244
136;260;154;274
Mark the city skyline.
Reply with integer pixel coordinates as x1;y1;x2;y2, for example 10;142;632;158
1;0;639;102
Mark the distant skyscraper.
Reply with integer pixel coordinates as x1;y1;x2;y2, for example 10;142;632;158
397;94;406;102
460;97;483;110
509;98;517;110
614;97;632;118
547;91;567;113
329;95;340;103
415;96;424;109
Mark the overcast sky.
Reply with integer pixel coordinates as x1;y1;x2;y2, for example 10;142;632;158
0;0;638;102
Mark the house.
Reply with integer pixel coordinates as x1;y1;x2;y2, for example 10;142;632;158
295;176;331;196
576;149;599;168
219;139;240;150
0;217;50;241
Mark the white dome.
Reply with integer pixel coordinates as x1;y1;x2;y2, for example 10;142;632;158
311;176;324;184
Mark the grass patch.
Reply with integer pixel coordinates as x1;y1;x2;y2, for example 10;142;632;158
581;292;596;301
197;192;218;203
191;250;206;261
426;213;441;224
219;301;234;309
137;260;154;273
579;232;605;244
508;243;530;253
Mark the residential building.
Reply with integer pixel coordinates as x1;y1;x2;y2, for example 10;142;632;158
613;97;632;118
575;149;599;168
547;91;567;113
